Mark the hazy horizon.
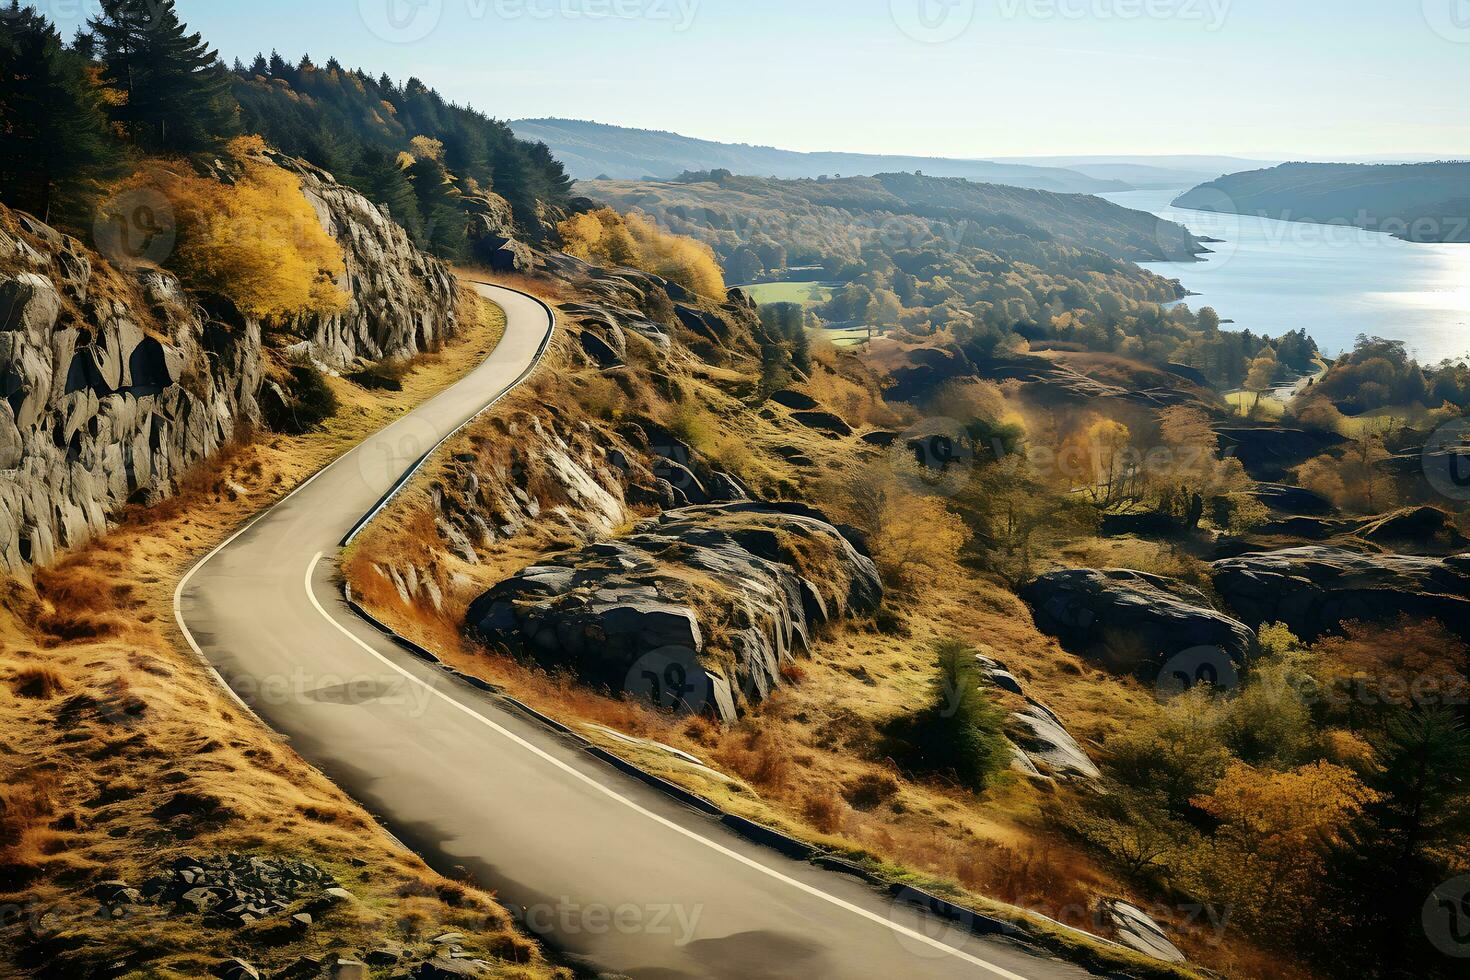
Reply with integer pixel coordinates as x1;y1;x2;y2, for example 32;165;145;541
42;0;1470;161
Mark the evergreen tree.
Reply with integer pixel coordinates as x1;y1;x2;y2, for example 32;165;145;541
90;0;237;152
407;155;467;258
349;147;423;242
0;3;127;228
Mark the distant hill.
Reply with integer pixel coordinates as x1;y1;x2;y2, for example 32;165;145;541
1174;161;1470;243
996;154;1281;189
582;170;1204;267
509;118;1129;194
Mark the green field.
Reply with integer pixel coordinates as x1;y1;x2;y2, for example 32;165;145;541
737;281;834;306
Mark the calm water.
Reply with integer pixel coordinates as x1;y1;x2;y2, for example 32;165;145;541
1103;187;1470;363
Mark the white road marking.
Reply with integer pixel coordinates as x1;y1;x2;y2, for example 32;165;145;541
303;550;1033;980
172;283;1040;979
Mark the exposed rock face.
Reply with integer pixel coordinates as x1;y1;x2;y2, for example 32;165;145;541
0;157;460;577
1021;568;1255;674
274;154;460;370
1212;546;1470;640
428;412;633;565
1355;505;1468;550
0;217;262;577
975;653;1100;782
1102;901;1187;964
465;501;882;721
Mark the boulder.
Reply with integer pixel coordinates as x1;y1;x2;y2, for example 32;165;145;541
1212;547;1470;641
1008;701;1101;781
1103;901;1187;964
211;959;260;980
465;502;882;721
673;303;729;345
1021;568;1255;675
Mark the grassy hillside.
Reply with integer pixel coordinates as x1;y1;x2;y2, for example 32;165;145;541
510;117;1129;193
1174;161;1470;242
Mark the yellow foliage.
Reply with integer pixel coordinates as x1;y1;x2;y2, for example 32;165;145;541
127;137;349;320
409;135;444;161
1191;761;1378;941
558;207;726;301
871;490;970;594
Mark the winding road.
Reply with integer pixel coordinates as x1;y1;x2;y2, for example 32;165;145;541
175;283;1096;979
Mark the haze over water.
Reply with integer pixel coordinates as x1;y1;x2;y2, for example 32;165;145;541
1105;187;1470;364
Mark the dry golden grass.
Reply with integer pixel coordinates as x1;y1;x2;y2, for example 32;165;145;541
0;290;566;978
338;274;1299;980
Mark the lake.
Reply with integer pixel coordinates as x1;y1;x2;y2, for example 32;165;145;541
1103;187;1470;364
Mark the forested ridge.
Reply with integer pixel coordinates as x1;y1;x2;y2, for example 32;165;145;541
1175;161;1470;243
588;170;1317;388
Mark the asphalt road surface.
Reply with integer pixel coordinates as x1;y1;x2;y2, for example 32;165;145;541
176;283;1100;979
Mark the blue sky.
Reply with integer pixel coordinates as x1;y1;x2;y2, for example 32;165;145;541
45;0;1470;158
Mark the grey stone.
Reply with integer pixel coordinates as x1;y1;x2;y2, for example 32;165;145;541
466;502;882;721
1103;901;1187;964
1021;568;1255;675
1213;546;1470;641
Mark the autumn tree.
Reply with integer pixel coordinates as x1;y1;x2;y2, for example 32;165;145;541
1191;761;1377;945
1243;345;1279;416
558;208;726;300
1062;415;1136;508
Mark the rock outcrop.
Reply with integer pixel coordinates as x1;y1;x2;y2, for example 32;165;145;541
465;501;882;721
1021;568;1256;675
1102;901;1187;964
274;153;460;370
1214;425;1344;481
1212;546;1470;640
0;214;263;577
0;156;459;577
974;653;1100;782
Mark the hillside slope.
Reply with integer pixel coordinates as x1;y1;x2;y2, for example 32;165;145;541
1174;161;1470;242
510;118;1129;193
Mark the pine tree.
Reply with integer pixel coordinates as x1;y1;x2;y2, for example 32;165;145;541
349;147;423;243
91;0;237;152
0;3;127;228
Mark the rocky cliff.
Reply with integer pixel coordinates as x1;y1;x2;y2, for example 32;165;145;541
0;159;459;579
